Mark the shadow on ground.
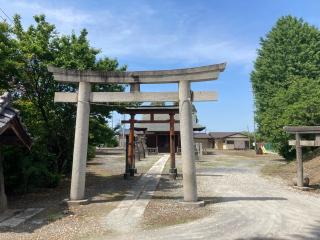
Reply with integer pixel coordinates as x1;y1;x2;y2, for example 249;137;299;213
235;220;320;240
148;195;288;205
0;155;176;234
289;220;320;240
236;238;286;240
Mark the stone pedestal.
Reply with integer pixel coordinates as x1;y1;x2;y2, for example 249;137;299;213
70;82;91;201
180;200;205;208
169;168;178;179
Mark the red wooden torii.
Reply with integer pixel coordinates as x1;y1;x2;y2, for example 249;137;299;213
120;105;179;179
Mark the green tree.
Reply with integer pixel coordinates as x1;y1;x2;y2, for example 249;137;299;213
251;15;320;158
0;21;18;89
1;15;126;192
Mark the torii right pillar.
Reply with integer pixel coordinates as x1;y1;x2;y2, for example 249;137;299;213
179;80;199;203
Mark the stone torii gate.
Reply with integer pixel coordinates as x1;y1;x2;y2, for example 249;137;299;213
49;63;226;204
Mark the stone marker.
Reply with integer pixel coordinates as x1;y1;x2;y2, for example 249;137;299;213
0;208;44;228
284;126;320;188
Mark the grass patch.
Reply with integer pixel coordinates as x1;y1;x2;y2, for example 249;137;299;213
47;211;65;222
261;161;294;178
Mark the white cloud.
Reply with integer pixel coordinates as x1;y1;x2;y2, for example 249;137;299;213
3;0;94;31
97;24;256;67
2;0;257;68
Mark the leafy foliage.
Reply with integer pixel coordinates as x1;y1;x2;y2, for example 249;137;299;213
251;16;320;158
0;15;126;193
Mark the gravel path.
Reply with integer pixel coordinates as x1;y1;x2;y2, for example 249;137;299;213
101;155;169;233
101;153;320;240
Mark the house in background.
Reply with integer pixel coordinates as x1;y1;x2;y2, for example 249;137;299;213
194;133;212;150
135;106;205;153
209;132;250;150
120;103;251;153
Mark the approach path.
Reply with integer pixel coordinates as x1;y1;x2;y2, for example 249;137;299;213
102;152;320;240
101;154;169;233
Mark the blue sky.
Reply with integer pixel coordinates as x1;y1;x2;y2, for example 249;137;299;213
1;0;320;132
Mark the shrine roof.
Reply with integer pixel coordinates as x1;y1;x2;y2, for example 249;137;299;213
0;92;32;149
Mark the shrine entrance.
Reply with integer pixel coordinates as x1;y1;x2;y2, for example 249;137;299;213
120;105;179;179
49;63;226;204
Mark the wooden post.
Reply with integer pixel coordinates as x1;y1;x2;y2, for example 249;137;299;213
169;113;177;179
142;133;147;158
296;133;304;187
128;114;135;176
0;153;7;213
124;135;129;179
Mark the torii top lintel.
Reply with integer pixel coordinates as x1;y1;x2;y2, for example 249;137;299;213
284;126;320;134
48;63;226;84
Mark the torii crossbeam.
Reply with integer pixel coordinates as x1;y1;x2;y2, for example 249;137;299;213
49;63;226;204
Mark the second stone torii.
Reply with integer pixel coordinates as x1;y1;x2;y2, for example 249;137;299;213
49;63;226;205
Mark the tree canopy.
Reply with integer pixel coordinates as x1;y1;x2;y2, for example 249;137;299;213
251;15;320;158
0;15;126;192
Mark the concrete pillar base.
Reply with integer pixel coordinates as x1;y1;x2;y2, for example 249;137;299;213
169;168;178;179
62;198;89;206
129;168;137;176
179;200;205;208
123;173;130;179
293;186;312;191
123;168;137;178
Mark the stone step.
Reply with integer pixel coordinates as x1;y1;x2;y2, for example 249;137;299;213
0;209;21;223
0;208;44;228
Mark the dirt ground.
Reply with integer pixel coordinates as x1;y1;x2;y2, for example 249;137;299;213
107;151;320;240
142;151;281;230
143;155;214;229
0;150;160;240
3;150;320;240
262;154;320;192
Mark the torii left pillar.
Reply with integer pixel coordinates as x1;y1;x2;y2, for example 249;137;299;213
70;82;91;202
